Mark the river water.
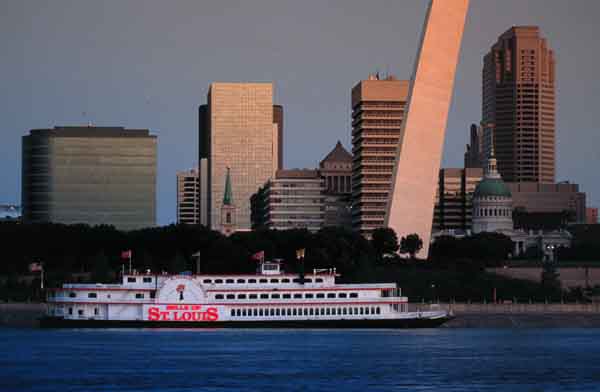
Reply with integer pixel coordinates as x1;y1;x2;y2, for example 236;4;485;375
1;327;600;391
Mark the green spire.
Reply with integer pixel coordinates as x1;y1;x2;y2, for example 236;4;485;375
223;167;233;205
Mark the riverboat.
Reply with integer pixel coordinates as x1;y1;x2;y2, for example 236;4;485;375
41;261;451;328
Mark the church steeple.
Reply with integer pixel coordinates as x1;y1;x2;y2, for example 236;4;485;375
486;130;501;179
223;167;233;205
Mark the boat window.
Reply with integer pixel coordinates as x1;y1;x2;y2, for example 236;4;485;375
271;294;280;299
143;277;152;283
78;309;84;316
293;308;297;316
249;294;258;299
242;309;247;316
214;279;223;284
337;308;342;315
326;308;331;315
203;279;212;284
94;308;99;315
270;309;275;316
338;293;347;298
226;279;234;284
321;308;325;315
226;294;235;299
305;293;314;299
253;309;258;316
304;278;312;283
371;307;376;314
365;307;370;314
127;277;136;283
282;294;291;299
135;293;144;299
309;308;314;316
360;307;364;315
276;308;281;316
292;278;301;283
88;293;97;298
259;279;268;283
355;308;359;315
237;279;245;284
342;308;347;315
349;293;358;298
376;307;381;314
259;309;264;316
316;293;325;299
69;292;76;298
270;279;279;283
248;279;257;284
231;309;235;317
68;308;73;315
150;291;156;299
315;278;324;283
215;294;224;299
260;294;269;299
327;293;335;298
287;309;292;316
236;309;241;316
303;308;308;316
293;293;302;299
237;294;247;299
281;279;290;283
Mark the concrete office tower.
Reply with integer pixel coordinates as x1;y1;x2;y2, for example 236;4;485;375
482;26;556;183
176;168;200;225
262;169;325;232
464;124;484;168
433;167;483;232
385;0;469;258
22;127;156;230
351;75;409;237
199;83;280;232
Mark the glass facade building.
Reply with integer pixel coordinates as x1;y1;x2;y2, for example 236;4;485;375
22;127;156;230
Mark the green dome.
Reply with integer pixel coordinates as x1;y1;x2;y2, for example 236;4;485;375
473;178;512;198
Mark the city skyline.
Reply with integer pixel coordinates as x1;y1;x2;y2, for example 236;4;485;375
1;0;599;225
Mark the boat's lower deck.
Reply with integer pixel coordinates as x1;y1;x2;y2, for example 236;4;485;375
39;316;452;329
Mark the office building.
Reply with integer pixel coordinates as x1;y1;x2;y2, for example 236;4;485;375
351;75;409;237
22;126;156;230
176;168;200;225
507;182;586;223
261;169;325;232
433;168;483;232
199;82;281;233
464;124;484;168
587;208;598;224
320;141;352;229
482;26;556;183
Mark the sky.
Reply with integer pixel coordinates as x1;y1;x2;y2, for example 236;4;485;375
1;0;598;225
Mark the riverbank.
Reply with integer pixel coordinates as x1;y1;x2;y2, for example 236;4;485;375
3;302;600;328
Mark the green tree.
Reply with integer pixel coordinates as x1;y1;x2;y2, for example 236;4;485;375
541;261;561;300
170;251;188;274
90;251;111;283
400;233;423;260
371;228;399;262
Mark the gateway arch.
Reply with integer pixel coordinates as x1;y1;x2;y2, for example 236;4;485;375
384;0;470;258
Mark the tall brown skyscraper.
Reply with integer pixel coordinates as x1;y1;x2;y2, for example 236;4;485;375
482;26;556;183
351;74;409;237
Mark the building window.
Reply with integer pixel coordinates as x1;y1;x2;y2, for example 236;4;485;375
226;212;231;224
